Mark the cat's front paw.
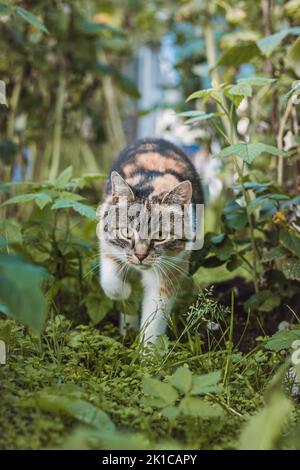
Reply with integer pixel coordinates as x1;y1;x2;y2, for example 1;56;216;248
101;280;132;301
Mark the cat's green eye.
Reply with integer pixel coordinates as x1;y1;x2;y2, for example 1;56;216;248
120;227;134;239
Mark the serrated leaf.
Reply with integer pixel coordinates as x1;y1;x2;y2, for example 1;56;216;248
142;377;178;406
280;229;300;259
190;371;223;396
15;6;48;33
217;143;286;164
51;200;97;221
265;328;300;351
228;81;253;98
170;367;192;393
55;166;73;189
257;31;288;57
1;192;52;209
179;397;223;418
282;258;300;280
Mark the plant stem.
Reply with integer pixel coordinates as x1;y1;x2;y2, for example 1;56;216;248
277;97;293;187
49;64;66;180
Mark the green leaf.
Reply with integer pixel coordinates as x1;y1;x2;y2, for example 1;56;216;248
217;143;286;165
178;111;217;124
0;219;22;246
51;200;97;221
286;36;300;77
280;229;300;259
15;6;48;33
186;87;224;104
282;258;300;280
170;367;192;394
0;4;13;15
21;389;115;432
238;76;276;87
262;245;288;262
0;254;47;333
224;199;248;230
85;293;113;325
190;371;223;396
142;377;178;406
79;21;125;37
162;405;180;420
211;237;234;261
217;42;261;67
179;397;223;418
245;290;282;312
227;81;252;98
54;166;73;189
265;328;300;351
238;377;293;449
1;192;52;209
257;31;288;57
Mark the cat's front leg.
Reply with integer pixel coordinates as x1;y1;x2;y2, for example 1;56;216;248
100;254;131;301
140;269;175;346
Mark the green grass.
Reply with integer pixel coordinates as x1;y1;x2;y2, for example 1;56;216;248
1;290;299;450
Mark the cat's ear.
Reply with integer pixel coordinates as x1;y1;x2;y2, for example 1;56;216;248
111;171;134;204
162;180;192;205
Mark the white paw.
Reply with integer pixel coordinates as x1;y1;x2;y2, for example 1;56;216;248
101;280;132;301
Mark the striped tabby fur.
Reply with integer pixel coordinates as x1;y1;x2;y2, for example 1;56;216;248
99;138;203;346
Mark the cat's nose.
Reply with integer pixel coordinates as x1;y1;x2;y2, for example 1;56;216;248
135;252;148;262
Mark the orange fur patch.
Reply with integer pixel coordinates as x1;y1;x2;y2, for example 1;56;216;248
150;174;180;195
137;153;186;173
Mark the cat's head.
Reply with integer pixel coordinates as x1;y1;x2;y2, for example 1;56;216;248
102;171;193;269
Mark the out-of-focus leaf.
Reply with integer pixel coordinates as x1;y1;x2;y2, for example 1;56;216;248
179;397;223;418
85;292;113;325
0;254;47;333
245;290;281;312
51;200;97;221
1;192;52;210
265;328;300;351
190;371;223;396
257;31;288;57
282;258;300;280
170;367;192;393
54;166;73;189
15;6;48;33
0;80;7;106
280;229;300;258
286;36;300;77
0;219;22;246
142;377;178;406
217;143;286;165
238;367;293;449
20;389;115;432
217;42;261;67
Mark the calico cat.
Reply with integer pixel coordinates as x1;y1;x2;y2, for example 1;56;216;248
99;138;203;346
